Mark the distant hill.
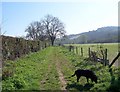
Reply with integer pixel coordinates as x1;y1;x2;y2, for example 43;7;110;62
55;26;118;44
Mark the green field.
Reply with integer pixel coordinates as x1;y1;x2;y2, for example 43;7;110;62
2;46;120;91
65;43;119;66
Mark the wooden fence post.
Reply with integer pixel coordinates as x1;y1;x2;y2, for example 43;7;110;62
81;47;83;57
109;52;120;68
88;48;91;59
76;47;78;54
73;46;75;53
104;49;108;66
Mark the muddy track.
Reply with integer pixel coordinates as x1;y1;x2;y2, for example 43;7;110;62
56;61;67;90
40;62;52;90
40;47;68;90
54;51;68;91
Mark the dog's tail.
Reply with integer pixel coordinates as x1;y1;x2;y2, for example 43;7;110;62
69;72;75;78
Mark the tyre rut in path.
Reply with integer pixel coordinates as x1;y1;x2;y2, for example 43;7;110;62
40;62;52;90
39;47;68;90
54;51;67;91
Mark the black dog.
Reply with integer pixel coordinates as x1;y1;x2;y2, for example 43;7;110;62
71;69;97;83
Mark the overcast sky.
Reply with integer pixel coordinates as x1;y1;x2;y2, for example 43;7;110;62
1;0;119;37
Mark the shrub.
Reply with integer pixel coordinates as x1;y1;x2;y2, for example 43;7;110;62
2;69;14;80
2;76;27;90
2;80;15;90
12;77;27;89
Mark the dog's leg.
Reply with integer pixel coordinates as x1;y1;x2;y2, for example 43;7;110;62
86;77;89;83
77;76;80;82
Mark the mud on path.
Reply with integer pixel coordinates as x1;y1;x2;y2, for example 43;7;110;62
38;47;77;90
51;48;68;90
39;47;68;90
55;55;67;90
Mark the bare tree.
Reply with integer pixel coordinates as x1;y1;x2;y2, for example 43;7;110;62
25;22;37;40
25;21;47;41
25;14;66;46
42;14;65;46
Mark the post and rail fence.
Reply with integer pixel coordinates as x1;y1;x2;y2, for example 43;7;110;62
64;45;119;67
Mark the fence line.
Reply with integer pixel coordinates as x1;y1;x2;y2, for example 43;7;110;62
64;45;109;66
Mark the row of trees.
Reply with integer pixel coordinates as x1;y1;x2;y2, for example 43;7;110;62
25;14;66;46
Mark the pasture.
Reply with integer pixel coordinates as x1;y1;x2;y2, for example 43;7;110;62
65;43;119;67
2;46;120;91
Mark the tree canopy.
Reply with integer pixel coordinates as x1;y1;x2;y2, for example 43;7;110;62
25;14;66;46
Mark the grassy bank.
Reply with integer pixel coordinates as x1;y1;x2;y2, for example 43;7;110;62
2;46;120;91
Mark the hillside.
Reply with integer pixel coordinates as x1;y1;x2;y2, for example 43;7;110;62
56;26;118;44
2;46;120;91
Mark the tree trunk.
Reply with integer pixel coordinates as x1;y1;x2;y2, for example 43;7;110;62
51;40;54;46
51;36;55;46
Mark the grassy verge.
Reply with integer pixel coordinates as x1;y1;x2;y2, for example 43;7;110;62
2;46;120;91
57;46;120;91
2;47;60;90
